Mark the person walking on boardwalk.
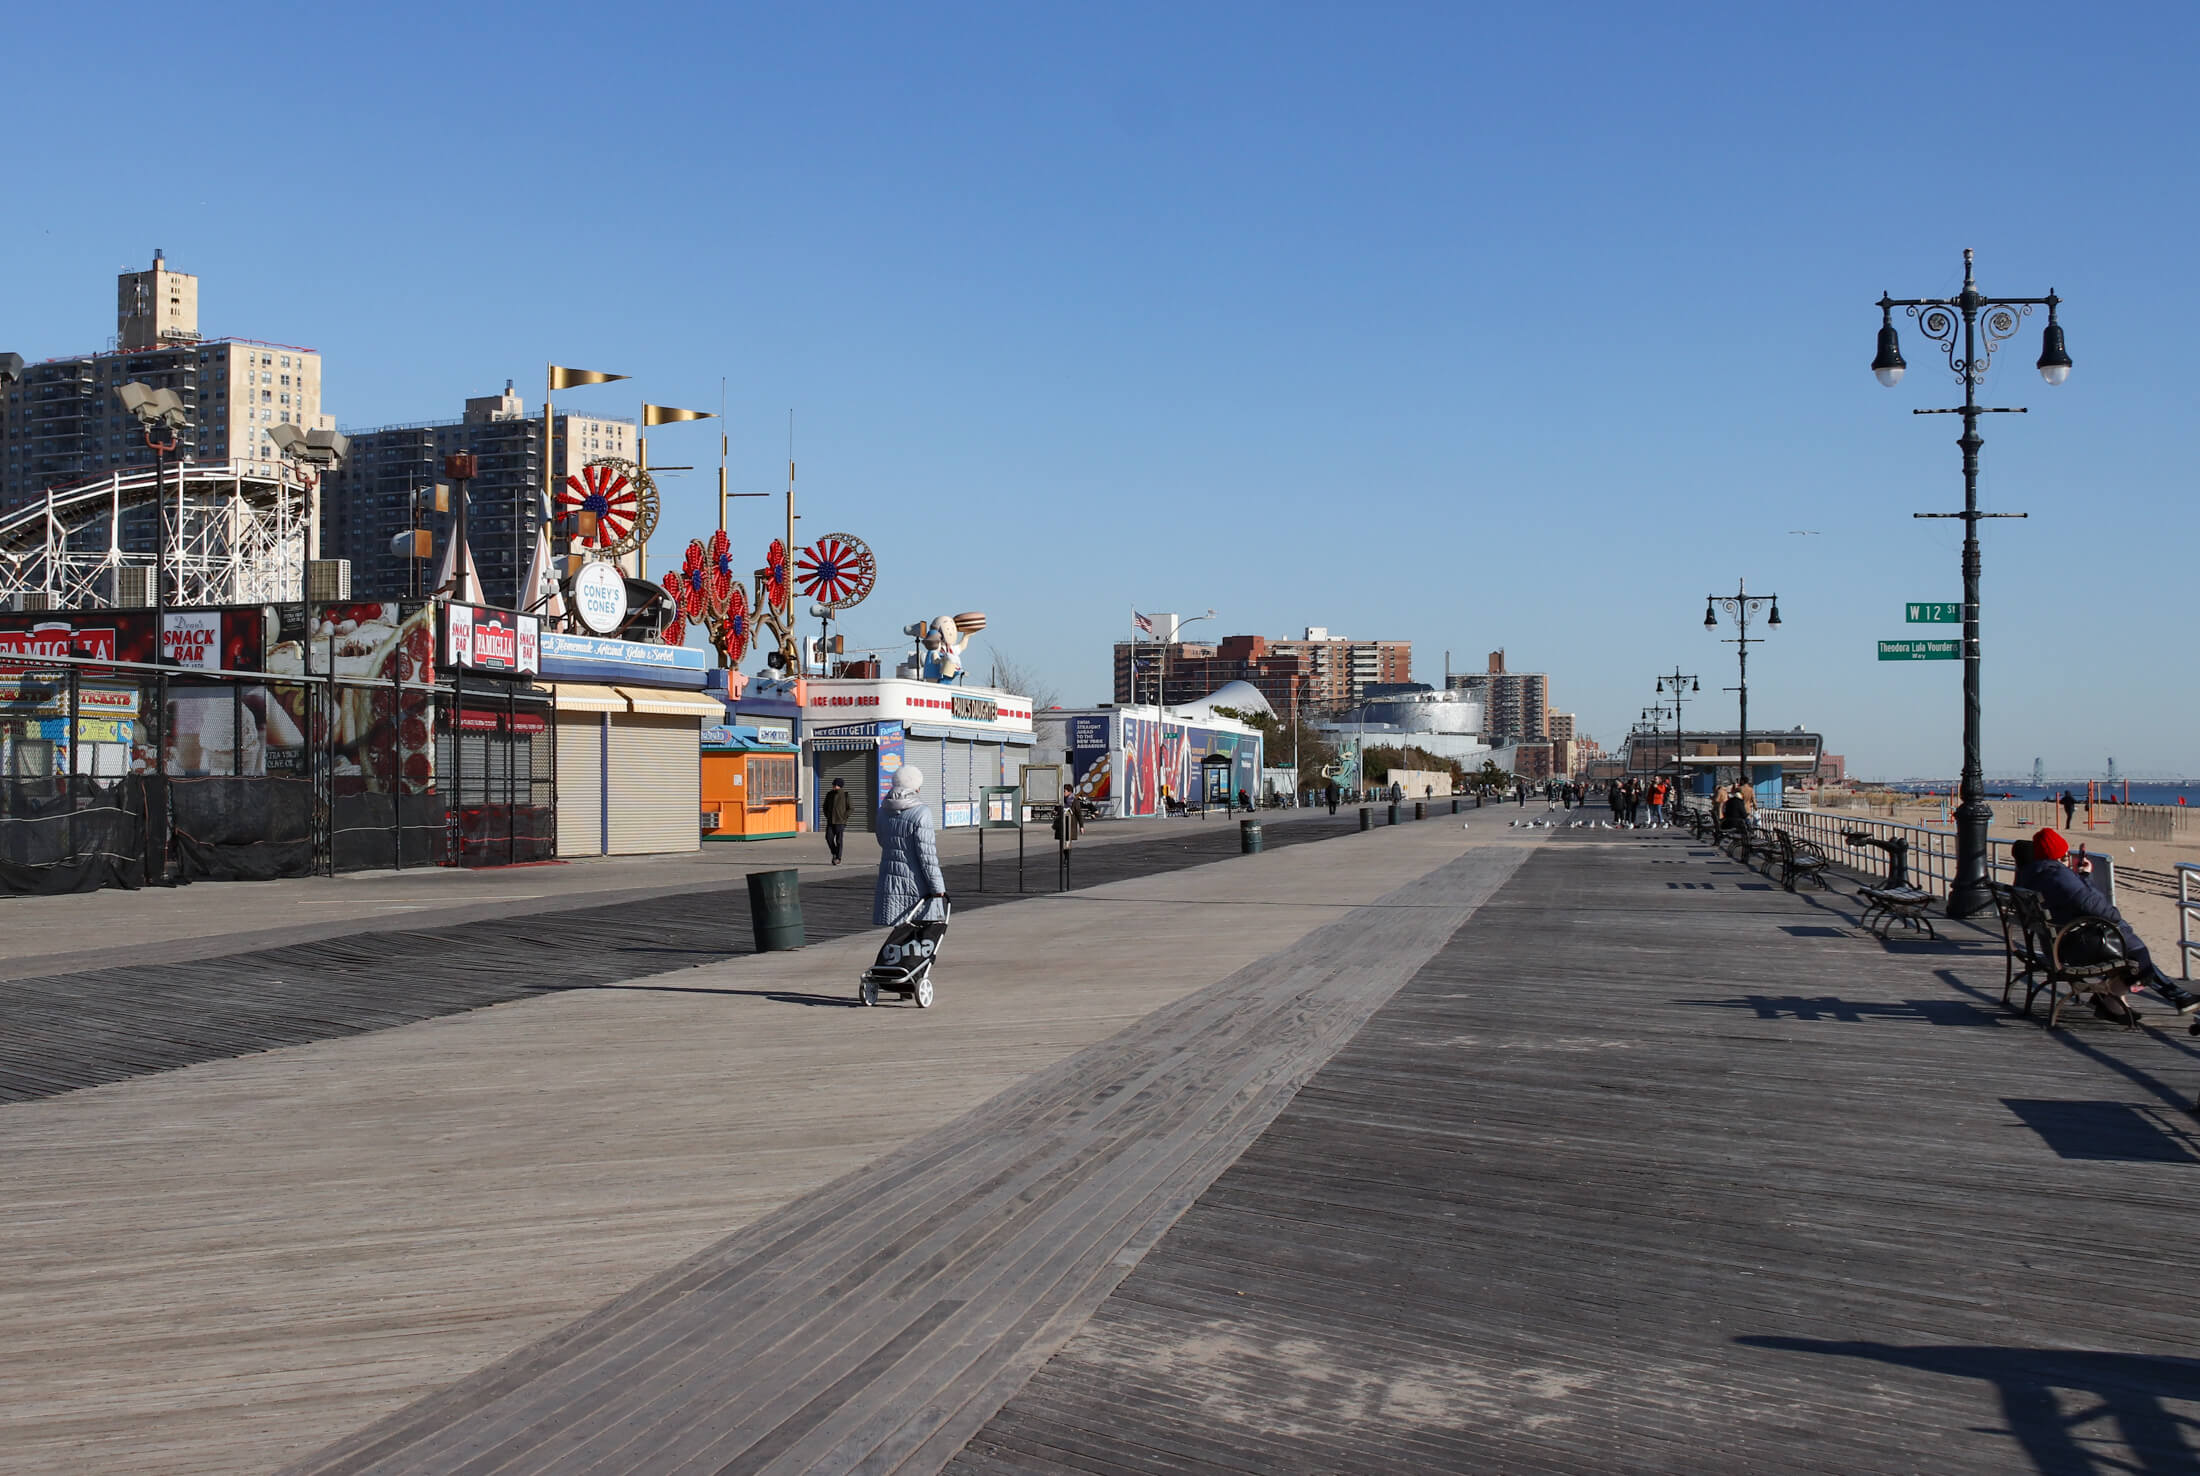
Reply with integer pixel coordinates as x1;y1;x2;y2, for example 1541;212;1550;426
1325;778;1339;815
822;777;852;866
873;766;947;926
2060;789;2078;828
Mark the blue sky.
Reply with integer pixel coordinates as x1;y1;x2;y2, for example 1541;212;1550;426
4;2;2194;778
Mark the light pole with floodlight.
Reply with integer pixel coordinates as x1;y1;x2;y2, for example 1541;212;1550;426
117;382;189;635
270;423;351;598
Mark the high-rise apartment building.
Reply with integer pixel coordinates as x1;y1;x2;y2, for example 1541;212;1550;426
1111;625;1410;714
321;384;634;605
1447;649;1549;743
1;254;332;541
1548;712;1575;743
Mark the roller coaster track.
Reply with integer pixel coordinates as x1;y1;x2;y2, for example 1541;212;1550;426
0;462;312;609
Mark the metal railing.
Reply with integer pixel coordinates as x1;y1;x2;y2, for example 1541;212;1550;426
1764;807;2060;900
2180;864;2200;982
1765;809;1963;895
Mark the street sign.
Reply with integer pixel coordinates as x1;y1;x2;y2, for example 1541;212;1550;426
1905;602;1962;623
1879;639;1959;661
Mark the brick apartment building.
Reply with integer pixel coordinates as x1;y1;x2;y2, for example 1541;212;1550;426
1447;650;1549;744
1113;624;1410;715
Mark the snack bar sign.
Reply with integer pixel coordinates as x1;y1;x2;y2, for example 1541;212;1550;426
444;603;540;677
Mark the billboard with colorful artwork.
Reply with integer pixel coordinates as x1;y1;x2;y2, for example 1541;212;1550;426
1057;711;1262;818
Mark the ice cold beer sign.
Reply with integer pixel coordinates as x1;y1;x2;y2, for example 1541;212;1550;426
444;603;541;677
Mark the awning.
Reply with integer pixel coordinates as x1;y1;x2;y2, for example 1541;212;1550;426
553;683;626;714
908;723;1037;746
617;686;726;718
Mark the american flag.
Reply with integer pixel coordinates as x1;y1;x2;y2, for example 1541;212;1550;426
1132;610;1154;635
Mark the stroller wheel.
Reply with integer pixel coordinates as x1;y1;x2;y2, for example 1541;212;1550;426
915;974;934;1009
859;977;878;1007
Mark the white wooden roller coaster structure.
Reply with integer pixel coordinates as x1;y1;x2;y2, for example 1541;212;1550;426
0;461;312;610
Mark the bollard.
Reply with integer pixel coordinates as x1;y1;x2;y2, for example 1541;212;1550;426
1240;819;1264;854
746;868;806;951
1387;802;1399;826
1359;806;1372;832
1450;798;1459;815
1415;801;1426;821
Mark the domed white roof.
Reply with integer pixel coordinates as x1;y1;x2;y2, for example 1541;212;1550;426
1184;680;1274;720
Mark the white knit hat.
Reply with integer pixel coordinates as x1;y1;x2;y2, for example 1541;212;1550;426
890;765;925;796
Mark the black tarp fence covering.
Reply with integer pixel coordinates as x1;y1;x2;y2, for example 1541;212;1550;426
0;774;149;895
170;775;315;881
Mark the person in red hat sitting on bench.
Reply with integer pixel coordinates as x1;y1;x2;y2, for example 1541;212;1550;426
2015;827;2200;1018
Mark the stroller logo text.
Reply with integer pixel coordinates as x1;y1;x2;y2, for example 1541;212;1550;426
879;937;937;967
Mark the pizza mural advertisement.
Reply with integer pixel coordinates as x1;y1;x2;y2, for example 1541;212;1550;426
262;602;438;792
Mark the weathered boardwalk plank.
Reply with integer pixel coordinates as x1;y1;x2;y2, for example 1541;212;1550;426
950;833;2200;1474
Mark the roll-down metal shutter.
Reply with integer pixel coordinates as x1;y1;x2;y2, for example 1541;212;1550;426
819;749;877;832
941;738;974;821
555;712;606;857
607;713;700;854
904;739;946;811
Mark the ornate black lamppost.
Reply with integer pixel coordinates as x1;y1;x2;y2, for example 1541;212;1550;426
1656;667;1698;775
1871;248;2070;917
1705;581;1779;803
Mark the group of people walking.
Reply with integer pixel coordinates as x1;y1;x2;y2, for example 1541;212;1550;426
1537;775;1677;826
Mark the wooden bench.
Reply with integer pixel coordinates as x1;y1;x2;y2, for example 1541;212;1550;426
1999;885;2134;1028
1769;828;1834;893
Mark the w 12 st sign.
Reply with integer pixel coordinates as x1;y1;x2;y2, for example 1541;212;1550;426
1879;639;1959;661
1906;602;1962;623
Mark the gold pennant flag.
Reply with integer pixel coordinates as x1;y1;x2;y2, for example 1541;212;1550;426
548;364;629;391
643;403;716;426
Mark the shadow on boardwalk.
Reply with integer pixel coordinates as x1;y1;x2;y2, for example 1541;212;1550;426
1738;1338;2200;1476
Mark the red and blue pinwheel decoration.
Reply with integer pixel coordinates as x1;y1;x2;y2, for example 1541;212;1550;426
662;530;750;664
558;460;657;556
795;532;876;611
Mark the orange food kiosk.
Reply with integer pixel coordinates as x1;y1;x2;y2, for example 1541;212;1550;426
700;730;801;841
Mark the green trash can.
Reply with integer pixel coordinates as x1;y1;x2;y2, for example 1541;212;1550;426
1359;806;1372;832
1240;819;1264;854
1415;801;1426;821
746;867;806;952
1387;802;1399;826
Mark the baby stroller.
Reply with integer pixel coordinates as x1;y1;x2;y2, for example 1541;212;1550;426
860;897;951;1008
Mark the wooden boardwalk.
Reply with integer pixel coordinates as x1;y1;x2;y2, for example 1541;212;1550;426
2;820;1511;1474
951;832;2200;1474
0;812;1361;1102
279;845;1531;1475
17;824;2200;1473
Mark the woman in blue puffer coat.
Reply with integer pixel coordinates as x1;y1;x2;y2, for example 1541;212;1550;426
872;766;947;925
